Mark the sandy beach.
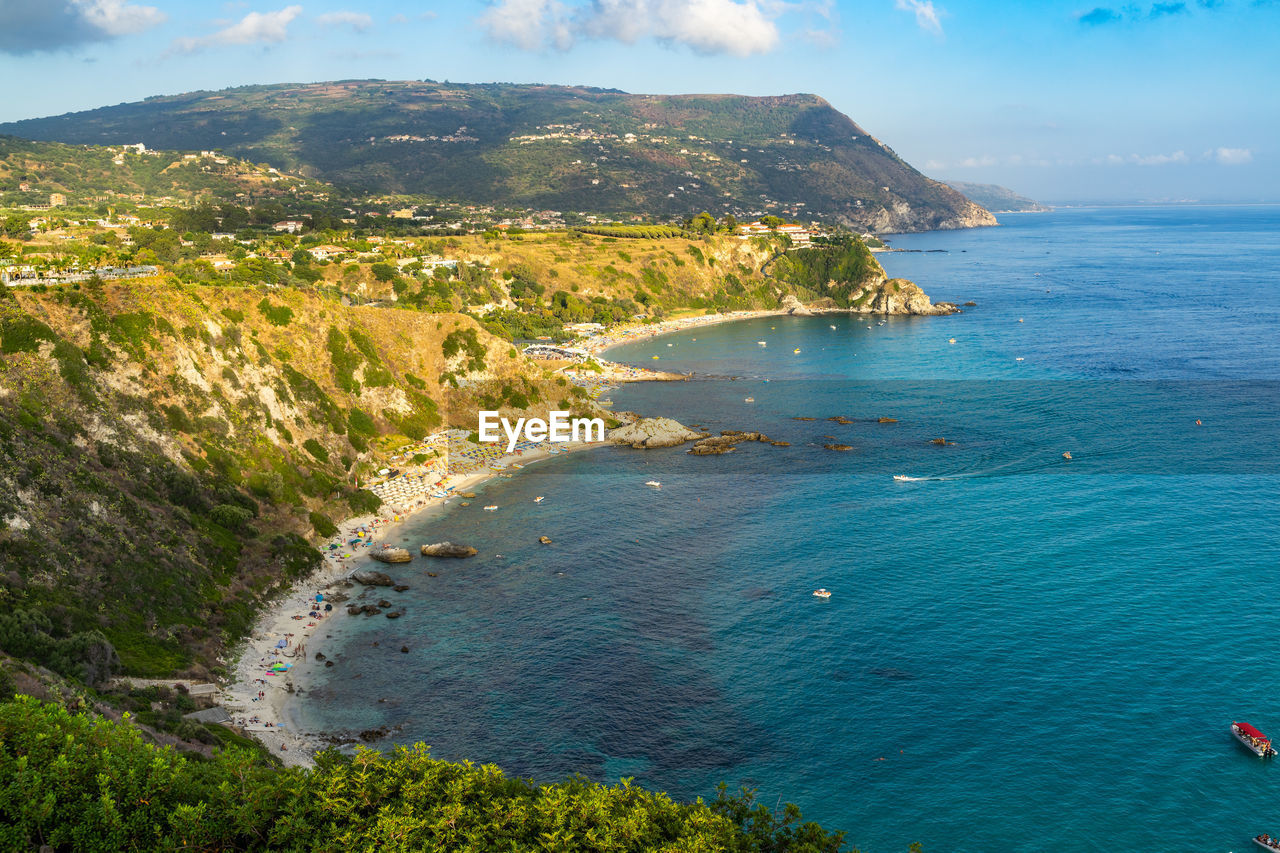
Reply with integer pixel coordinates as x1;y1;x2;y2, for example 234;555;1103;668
220;309;779;765
581;309;783;356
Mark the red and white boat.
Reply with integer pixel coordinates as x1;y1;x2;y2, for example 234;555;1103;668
1232;722;1277;758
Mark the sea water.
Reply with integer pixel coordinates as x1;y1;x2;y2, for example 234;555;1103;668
296;206;1280;852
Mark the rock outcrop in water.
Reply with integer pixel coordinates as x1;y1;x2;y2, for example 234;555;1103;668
780;294;813;316
369;548;411;564
608;417;705;448
421;542;478;558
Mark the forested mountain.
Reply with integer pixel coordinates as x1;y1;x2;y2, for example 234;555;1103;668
0;80;996;233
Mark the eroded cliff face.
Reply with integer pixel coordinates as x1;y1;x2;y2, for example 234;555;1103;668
842;196;999;233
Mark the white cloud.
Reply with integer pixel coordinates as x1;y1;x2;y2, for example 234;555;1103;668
0;0;165;53
317;10;372;31
1212;147;1252;165
478;0;573;50
75;0;166;35
894;0;942;35
1096;151;1188;166
479;0;782;55
173;5;302;52
1132;151;1188;166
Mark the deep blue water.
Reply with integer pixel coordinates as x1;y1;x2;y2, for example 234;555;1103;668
297;206;1280;852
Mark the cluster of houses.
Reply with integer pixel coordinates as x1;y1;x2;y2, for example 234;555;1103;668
736;221;812;247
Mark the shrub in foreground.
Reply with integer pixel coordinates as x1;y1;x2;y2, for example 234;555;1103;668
0;696;851;852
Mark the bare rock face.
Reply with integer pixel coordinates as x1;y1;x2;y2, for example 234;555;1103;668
687;431;776;455
780;294;813;316
421;542;478;558
351;570;395;586
370;547;411;564
608;417;704;448
847;278;959;316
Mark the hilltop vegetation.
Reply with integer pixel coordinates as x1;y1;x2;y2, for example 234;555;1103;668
0;80;996;233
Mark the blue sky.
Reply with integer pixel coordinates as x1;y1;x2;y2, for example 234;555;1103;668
1;0;1277;202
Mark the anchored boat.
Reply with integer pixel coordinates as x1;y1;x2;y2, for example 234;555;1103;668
1233;722;1277;758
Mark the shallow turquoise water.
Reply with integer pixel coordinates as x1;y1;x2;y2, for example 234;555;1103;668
299;206;1280;852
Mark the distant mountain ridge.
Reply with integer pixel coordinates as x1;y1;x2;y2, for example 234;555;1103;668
0;80;996;233
944;181;1050;213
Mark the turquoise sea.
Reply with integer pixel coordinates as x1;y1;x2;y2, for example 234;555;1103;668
297;206;1280;852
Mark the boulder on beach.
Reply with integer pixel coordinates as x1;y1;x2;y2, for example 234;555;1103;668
351;570;395;586
608;417;704;448
421;542;478;558
370;548;411;564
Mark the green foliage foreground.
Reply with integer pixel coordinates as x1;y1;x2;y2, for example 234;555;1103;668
0;696;851;852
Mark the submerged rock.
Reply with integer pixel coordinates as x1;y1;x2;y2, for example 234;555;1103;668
421;542;477;558
351;570;395;587
538;536;552;545
824;443;854;451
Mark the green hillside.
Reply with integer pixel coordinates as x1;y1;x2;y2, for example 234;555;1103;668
0;135;319;208
0;80;996;233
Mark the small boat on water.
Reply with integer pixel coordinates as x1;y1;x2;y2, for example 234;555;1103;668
1233;722;1277;757
892;475;917;482
1255;834;1280;851
793;348;801;354
744;397;755;403
483;505;499;512
645;480;661;488
829;324;836;329
534;496;545;503
511;463;523;469
812;589;831;599
757;341;767;346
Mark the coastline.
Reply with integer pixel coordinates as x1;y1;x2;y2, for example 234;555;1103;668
219;307;784;766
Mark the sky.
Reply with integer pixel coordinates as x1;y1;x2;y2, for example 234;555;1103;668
1;0;1277;203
